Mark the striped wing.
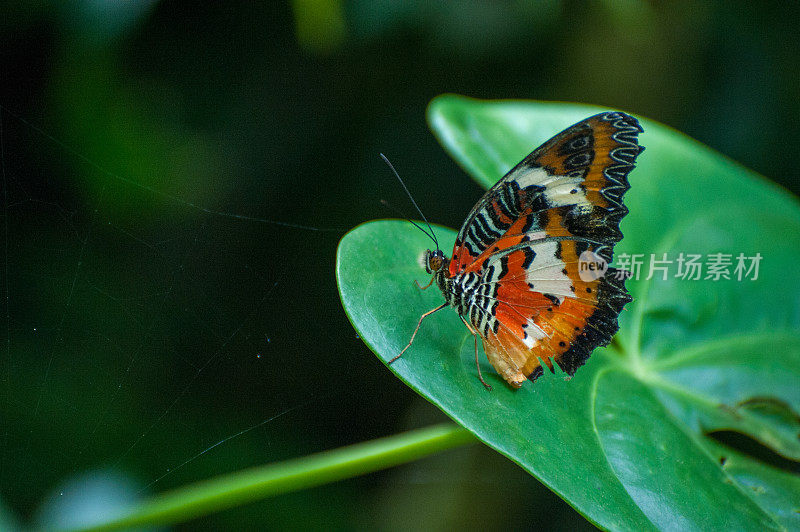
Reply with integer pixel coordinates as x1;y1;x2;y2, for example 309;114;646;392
452;111;643;387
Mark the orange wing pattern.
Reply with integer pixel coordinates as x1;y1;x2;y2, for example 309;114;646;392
448;112;643;387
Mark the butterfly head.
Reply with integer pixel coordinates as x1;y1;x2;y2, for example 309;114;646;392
423;249;447;275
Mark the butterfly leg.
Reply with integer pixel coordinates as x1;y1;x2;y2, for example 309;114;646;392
389;303;447;364
459;316;492;391
414;277;435;290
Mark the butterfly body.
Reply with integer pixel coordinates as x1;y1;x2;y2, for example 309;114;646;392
399;111;644;389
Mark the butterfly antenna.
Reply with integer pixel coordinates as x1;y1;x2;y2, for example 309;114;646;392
380;199;436;242
379;153;439;251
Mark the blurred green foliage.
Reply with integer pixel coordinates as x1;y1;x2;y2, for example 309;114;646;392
1;1;799;529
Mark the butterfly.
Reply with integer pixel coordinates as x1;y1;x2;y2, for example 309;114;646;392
390;111;644;389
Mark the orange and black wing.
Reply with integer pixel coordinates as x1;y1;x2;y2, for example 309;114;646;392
452;112;643;387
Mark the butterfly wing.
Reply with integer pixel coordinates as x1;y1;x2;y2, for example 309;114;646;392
451;112;643;387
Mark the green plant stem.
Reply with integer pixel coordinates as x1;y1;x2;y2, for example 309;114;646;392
65;423;476;531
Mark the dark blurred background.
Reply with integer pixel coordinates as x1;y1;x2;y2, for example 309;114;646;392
1;1;798;529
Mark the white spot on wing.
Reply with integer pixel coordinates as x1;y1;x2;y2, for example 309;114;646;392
521;326;546;348
513;167;592;212
544;181;592;213
513;166;551;188
525;241;571;303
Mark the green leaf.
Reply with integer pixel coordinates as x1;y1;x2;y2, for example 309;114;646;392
337;95;800;530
